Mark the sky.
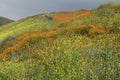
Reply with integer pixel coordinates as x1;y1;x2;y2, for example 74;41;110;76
0;0;118;20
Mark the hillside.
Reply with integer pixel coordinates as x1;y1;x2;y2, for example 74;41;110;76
0;17;14;26
0;14;56;43
0;3;120;80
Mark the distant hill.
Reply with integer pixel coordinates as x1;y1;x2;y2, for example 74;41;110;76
0;17;14;26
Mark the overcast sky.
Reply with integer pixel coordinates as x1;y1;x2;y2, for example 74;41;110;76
0;0;119;20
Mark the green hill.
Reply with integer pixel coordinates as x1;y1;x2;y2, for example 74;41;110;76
0;3;120;80
0;14;56;42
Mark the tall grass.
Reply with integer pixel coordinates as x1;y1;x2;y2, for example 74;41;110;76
0;34;120;80
0;3;120;80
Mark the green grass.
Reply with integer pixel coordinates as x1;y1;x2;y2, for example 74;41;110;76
0;3;120;80
0;34;120;80
0;14;56;42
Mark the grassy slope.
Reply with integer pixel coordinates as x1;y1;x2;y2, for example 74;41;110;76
0;3;120;80
0;14;56;42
